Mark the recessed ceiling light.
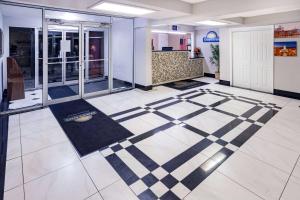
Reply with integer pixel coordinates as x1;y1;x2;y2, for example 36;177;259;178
196;20;227;26
90;2;155;15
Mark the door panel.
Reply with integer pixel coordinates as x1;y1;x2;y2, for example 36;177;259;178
232;27;273;93
83;27;109;96
232;31;251;89
250;30;273;93
46;24;80;101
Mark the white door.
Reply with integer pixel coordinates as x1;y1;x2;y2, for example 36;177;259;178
250;29;273;93
232;31;251;89
232;26;274;93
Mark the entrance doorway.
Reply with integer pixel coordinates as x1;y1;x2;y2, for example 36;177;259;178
44;21;112;105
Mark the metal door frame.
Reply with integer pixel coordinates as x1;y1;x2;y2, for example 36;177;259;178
43;20;83;106
81;24;112;98
43;19;112;106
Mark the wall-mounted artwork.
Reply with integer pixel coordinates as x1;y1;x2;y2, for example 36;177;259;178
274;41;297;57
275;22;300;38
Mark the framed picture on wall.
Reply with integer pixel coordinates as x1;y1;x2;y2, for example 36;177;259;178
0;28;3;57
274;41;297;57
274;22;300;38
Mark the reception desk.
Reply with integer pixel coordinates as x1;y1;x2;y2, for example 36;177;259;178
152;51;204;85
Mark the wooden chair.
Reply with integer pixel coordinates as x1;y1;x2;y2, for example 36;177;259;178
7;57;25;101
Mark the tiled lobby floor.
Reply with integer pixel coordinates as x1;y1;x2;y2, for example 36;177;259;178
4;78;300;200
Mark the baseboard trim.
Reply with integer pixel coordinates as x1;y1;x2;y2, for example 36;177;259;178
204;73;215;78
219;80;231;86
274;89;300;100
135;84;153;91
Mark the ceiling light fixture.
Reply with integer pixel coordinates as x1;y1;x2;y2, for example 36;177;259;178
196;20;227;26
90;1;155;15
151;30;188;35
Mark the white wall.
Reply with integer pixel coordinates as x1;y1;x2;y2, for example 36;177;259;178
158;33;169;50
196;28;219;74
111;18;134;84
134;18;152;86
0;11;3;102
219;28;231;81
274;36;300;93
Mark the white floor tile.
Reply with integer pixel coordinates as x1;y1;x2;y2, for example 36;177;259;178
4;185;24;200
116;149;149;178
6;137;21;160
240;137;299;173
21;127;67;155
216;100;255;116
86;193;104;200
159;102;201;119
218;151;289;200
171;182;190;199
23;142;78;183
138;113;169;127
120;117;156;135
82;153;121;190
185;171;261;200
281;176;300;200
256;123;300;153
24;161;97;200
184;114;228;134
20;108;53;124
164;125;204;146
201;143;223;158
100;180;138;200
190;93;225;106
135;131;188;165
5;158;23;191
171;152;208;181
20;117;60;136
292;161;300;179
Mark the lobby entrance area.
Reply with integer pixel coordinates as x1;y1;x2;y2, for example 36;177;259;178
44;22;111;104
0;5;134;112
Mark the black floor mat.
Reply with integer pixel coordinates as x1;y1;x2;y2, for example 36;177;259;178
48;85;77;99
163;79;209;90
50;99;134;156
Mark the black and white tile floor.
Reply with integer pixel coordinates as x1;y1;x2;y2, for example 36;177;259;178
5;78;300;200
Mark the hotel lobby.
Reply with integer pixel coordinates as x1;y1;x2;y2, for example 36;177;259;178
0;0;300;200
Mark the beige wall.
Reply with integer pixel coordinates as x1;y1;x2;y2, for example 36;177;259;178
274;36;300;93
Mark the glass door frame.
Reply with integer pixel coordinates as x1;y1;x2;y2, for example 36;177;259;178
43;20;112;106
81;23;112;98
43;20;83;106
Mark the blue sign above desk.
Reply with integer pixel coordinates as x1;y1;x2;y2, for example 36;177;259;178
203;31;219;42
172;25;178;31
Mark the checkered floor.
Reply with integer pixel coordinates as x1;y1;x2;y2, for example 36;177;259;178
100;88;281;200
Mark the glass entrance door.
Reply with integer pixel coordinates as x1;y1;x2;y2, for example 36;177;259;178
45;24;81;103
82;26;110;96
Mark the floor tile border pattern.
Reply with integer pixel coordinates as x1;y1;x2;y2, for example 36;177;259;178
99;88;281;199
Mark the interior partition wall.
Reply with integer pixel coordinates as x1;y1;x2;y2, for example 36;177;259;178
0;2;134;113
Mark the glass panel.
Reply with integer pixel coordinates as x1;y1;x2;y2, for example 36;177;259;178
83;27;108;95
47;25;79;100
2;4;43;111
48;31;62;83
111;17;133;90
9;27;35;89
66;32;79;81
